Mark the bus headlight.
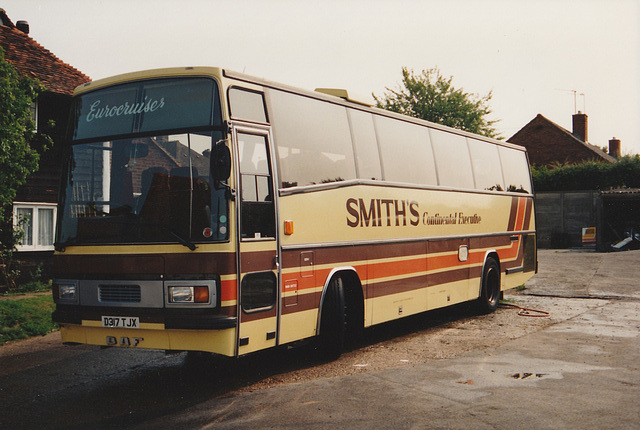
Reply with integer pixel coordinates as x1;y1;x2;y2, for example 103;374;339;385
53;280;78;303
168;286;210;304
60;284;77;299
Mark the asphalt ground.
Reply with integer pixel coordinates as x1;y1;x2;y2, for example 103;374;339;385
139;249;640;429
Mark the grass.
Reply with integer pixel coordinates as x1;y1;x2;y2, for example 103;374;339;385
0;294;57;345
1;279;52;297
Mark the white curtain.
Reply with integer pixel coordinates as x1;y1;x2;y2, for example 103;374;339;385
38;208;54;246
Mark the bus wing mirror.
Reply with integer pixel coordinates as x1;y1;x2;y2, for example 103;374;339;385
212;140;231;189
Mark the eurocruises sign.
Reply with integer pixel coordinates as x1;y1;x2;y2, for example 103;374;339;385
73;77;216;141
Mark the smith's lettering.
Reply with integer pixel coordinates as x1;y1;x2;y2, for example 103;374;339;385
346;198;420;228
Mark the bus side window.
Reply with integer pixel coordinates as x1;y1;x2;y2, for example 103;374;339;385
499;147;532;193
468;138;505;191
348;109;382;181
430;129;474;189
229;88;268;123
266;89;356;188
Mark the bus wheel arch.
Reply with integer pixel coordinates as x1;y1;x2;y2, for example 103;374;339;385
317;268;364;359
476;253;501;314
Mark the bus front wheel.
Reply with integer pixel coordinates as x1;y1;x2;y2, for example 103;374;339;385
318;276;346;360
477;257;501;314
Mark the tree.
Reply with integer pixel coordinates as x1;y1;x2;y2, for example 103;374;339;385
374;67;500;138
0;46;48;289
0;47;42;225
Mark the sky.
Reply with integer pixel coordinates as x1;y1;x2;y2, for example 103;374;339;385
4;0;640;154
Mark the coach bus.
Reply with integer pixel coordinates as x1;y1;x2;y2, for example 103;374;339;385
52;67;536;358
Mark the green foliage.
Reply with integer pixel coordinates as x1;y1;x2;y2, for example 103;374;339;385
0;46;52;290
0;216;28;290
0;47;44;224
374;67;500;138
532;155;640;191
0;294;57;345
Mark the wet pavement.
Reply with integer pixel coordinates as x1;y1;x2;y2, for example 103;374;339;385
1;249;638;429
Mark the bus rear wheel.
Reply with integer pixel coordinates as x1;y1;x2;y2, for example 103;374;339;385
477;257;501;314
318;276;346;360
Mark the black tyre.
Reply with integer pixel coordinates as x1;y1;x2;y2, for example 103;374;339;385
318;276;346;360
477;257;501;314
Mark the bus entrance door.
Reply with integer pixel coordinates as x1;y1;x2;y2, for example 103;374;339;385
234;129;279;355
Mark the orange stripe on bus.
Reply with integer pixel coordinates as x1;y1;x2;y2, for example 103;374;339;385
220;279;238;301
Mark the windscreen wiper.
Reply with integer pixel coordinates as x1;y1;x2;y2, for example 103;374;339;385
165;228;197;251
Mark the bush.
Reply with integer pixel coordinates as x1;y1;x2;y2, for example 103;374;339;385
532;155;640;191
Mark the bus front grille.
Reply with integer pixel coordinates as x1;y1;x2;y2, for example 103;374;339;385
99;285;142;303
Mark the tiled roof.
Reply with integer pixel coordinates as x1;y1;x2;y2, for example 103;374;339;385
508;114;617;166
0;9;90;95
533;114;616;162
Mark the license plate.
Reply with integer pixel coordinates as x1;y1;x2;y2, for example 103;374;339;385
101;316;140;329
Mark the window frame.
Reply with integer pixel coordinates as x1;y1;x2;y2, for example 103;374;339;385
12;202;57;251
30;101;38;132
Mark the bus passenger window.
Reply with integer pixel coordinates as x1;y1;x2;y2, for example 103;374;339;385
348;109;382;181
266;89;356;188
499;147;532;193
375;116;436;185
431;129;474;189
468;138;504;191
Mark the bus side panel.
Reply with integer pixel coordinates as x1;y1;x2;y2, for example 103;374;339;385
366;240;425;325
276;188;536;342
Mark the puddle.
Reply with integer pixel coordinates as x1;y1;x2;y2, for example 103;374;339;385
510;372;547;380
410;352;611;402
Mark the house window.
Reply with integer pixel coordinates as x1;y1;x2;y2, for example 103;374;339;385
30;101;38;132
12;202;56;251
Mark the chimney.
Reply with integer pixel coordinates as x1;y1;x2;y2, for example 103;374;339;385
572;111;588;142
609;137;621;158
16;20;29;34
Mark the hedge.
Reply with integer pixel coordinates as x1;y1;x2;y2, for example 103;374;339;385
532;155;640;192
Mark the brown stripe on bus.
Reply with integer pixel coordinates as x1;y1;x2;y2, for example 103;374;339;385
53;252;237;277
282;235;515;272
507;196;519;231
239;250;277;273
281;290;320;315
523;198;533;230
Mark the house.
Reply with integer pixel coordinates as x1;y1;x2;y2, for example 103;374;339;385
508;112;618;167
0;9;90;269
508;112;638;250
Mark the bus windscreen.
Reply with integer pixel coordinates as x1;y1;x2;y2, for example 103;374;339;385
58;77;228;247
